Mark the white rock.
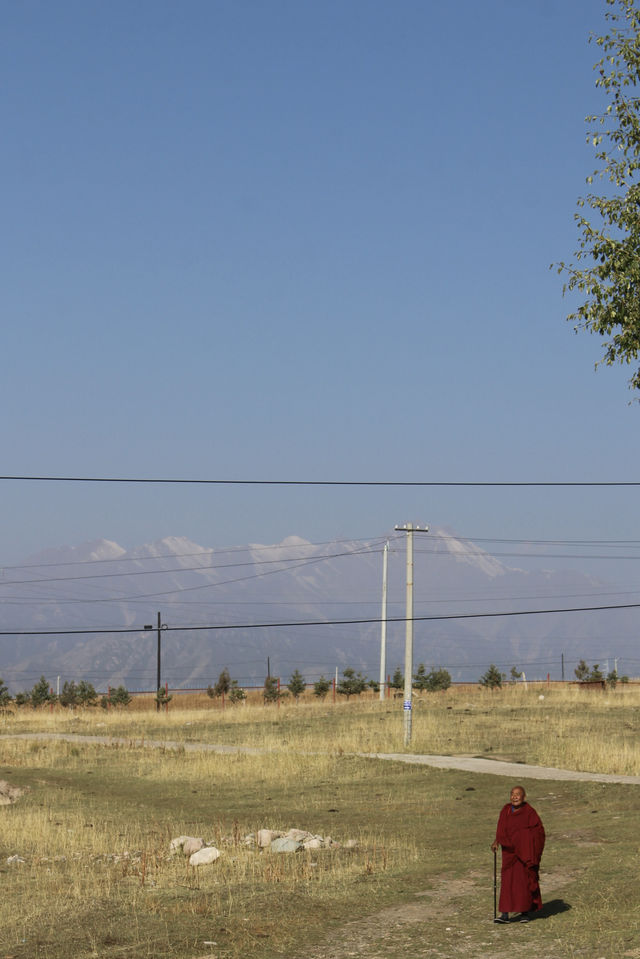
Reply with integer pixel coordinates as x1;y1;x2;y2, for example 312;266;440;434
270;837;302;853
257;829;282;848
170;835;192;853
182;838;204;856
189;846;221;866
284;828;313;842
170;835;203;856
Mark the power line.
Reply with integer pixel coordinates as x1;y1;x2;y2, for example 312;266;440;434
1;600;639;637
0;543;385;589
0;535;386;572
2;475;640;487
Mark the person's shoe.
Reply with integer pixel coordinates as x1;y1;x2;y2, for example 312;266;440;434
493;913;509;923
517;913;530;923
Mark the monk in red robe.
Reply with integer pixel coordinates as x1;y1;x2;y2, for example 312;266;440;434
491;785;545;923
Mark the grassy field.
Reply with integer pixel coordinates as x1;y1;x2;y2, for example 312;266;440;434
0;685;639;958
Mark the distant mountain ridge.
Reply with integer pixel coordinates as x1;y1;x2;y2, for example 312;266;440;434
0;529;635;693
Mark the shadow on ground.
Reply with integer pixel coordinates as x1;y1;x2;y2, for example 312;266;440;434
534;898;572;920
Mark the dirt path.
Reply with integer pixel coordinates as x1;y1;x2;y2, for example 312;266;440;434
2;732;639;784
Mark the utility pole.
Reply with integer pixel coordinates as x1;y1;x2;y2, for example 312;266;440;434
144;612;167;712
379;540;389;702
395;524;429;746
156;611;162;708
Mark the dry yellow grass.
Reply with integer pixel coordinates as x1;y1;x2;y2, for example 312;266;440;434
2;681;638;774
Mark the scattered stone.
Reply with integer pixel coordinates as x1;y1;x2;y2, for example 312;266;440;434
189;846;221;866
182;837;204;856
270;837;302;853
0;781;26;806
169;826;356;861
257;829;283;848
302;838;324;850
7;855;25;864
170;835;203;856
284;828;312;842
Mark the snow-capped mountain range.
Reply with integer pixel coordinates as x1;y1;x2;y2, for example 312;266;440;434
0;529;635;693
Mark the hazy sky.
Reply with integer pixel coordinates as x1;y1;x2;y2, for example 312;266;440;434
2;0;639;574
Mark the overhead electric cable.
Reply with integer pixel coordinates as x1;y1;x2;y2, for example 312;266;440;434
1;599;640;636
0;536;388;572
2;475;640;487
0;543;385;588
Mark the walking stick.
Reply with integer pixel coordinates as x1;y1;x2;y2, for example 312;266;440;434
493;848;497;921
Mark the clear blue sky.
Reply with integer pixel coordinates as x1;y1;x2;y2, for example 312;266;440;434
2;0;638;570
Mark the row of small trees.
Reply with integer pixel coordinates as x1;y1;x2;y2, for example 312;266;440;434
0;676;133;709
478;661;629;690
573;660;628;687
205;664;453;705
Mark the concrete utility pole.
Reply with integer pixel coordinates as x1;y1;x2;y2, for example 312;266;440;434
394;524;429;746
379;540;389;702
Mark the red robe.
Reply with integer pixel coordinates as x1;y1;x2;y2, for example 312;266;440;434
494;801;545;914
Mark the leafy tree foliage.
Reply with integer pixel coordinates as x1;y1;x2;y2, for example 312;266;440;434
207;669;245;703
336;667;368;700
0;678;12;709
100;685;132;709
207;668;231;699
59;680;98;708
575;659;591;681
575;660;606;683
510;666;523;684
228;680;247;704
589;663;605;683
263;675;281;704
389;667;404;691
479;664;505;690
30;676;55;708
155;687;173;708
412;663;429;690
413;664;452;692
313;675;331;699
287;670;306;702
558;0;640;391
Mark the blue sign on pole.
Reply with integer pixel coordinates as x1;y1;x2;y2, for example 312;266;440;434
403;700;412;710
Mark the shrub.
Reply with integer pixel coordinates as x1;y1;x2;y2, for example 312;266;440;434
287;670;306;702
479;664;505;690
59;680;98;708
263;676;281;704
413;664;451;692
100;685;132;709
313;676;331;699
0;678;11;710
575;659;590;682
208;668;231;699
30;676;55;708
426;668;452;692
336;668;367;700
155;687;173;708
228;681;246;704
